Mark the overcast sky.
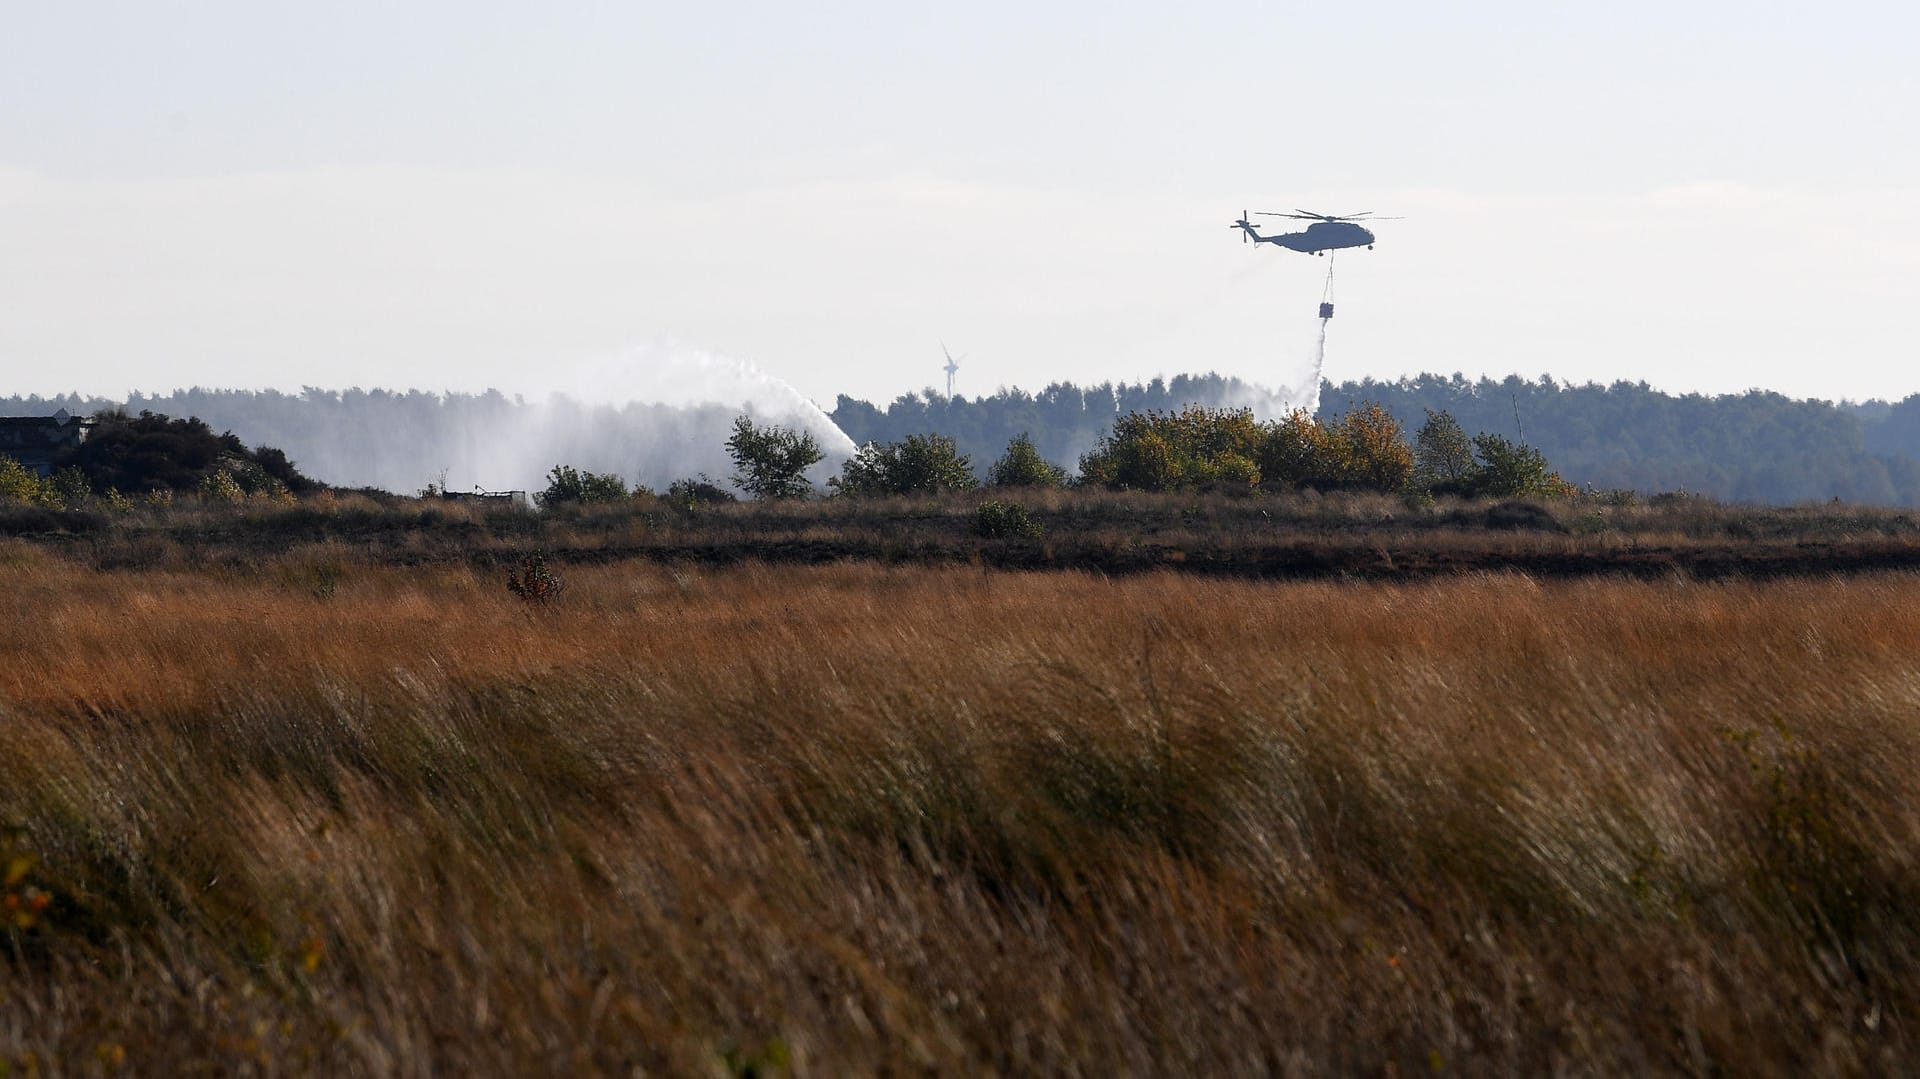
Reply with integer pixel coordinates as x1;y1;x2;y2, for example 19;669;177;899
3;1;1917;408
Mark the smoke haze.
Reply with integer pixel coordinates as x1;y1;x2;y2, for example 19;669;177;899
95;347;860;494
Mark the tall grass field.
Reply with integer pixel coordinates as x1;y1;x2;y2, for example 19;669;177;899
3;543;1918;1072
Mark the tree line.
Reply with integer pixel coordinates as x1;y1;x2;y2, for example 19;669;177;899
1320;374;1920;505
535;405;1569;508
833;373;1920;505
0;410;316;509
11;371;1920;503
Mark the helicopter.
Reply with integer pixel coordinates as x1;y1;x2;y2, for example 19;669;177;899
1229;209;1400;255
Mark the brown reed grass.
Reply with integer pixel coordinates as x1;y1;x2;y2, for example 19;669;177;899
3;552;1919;1073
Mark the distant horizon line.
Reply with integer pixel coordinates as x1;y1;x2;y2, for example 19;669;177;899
1;371;1912;410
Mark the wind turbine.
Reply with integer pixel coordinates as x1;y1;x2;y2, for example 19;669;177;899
941;342;961;399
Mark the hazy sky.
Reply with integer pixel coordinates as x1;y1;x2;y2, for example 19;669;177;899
4;1;1917;408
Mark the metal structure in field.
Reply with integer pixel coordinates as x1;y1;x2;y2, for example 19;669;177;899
941;343;961;400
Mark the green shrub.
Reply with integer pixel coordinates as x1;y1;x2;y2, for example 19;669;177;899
1080;405;1415;493
1212;451;1261;489
535;465;629;508
973;499;1044;539
1324;403;1416;492
1467;434;1575;499
1254;410;1340;488
197;469;244;503
833;434;978;497
987;434;1067;489
49;467;91;505
1079;407;1266;491
61;410;316;495
1413;409;1476;490
667;475;738;510
0;456;59;507
727;415;825;501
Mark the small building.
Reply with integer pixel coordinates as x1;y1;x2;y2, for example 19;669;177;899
0;411;93;476
441;489;532;510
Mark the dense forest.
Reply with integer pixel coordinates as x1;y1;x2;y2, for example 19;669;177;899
1320;374;1920;504
836;374;1920;505
7;373;1920;503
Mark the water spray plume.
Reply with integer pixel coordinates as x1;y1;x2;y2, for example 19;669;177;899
1300;317;1328;415
576;344;857;457
123;343;860;495
482;343;859;492
1293;254;1337;415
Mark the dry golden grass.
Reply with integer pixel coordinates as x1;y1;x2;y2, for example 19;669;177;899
3;547;1920;1073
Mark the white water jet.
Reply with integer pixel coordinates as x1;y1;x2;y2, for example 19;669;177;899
576;342;858;456
1297;317;1328;415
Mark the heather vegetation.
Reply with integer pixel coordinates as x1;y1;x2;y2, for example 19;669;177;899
6;465;1920;584
1;396;1916;591
2;554;1919;1072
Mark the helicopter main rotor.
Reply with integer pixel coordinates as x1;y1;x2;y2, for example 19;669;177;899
1256;209;1404;223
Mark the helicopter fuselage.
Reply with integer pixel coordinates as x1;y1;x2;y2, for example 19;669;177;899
1256;219;1376;254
